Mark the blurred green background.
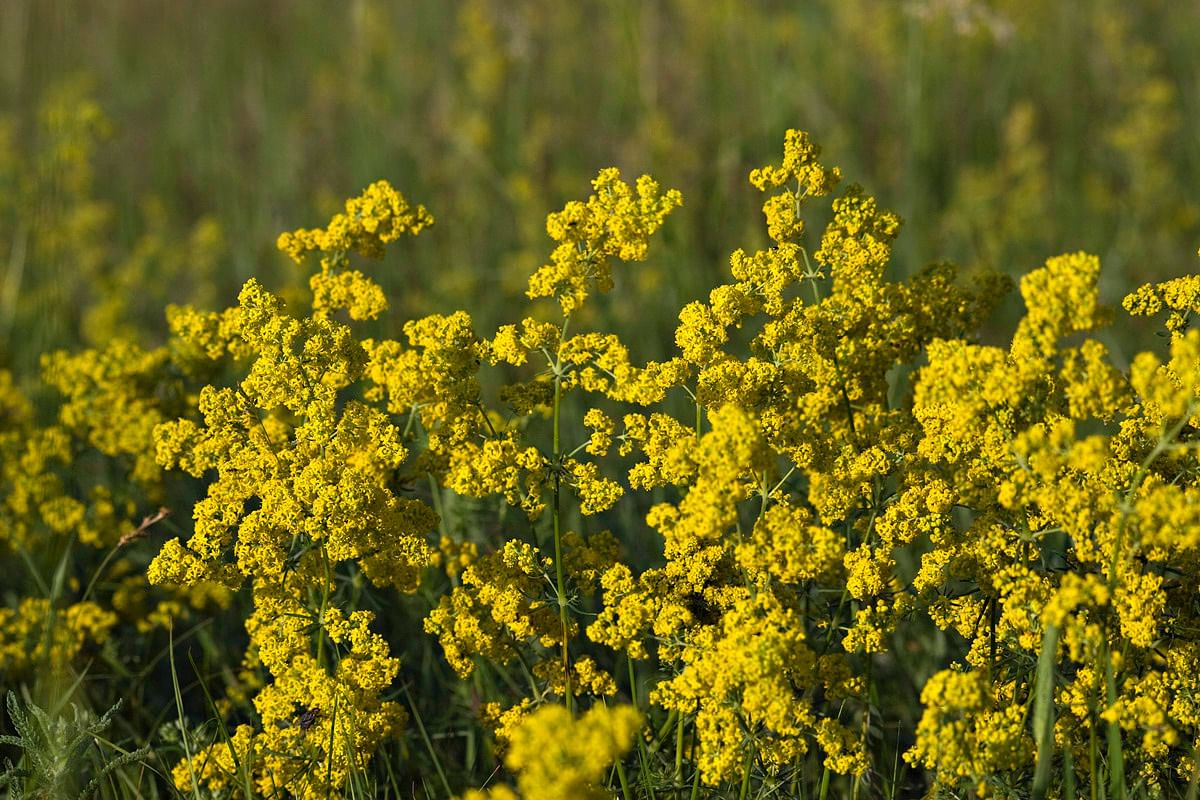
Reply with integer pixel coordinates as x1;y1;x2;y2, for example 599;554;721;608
2;0;1197;377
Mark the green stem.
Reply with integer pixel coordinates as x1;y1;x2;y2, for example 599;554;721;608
1090;697;1100;800
739;747;754;800
628;657;657;800
1105;649;1125;800
616;758;634;800
427;473;450;540
79;543;122;607
553;315;572;712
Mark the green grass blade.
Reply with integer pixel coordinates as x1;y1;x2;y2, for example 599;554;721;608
1032;622;1059;800
167;621;201;799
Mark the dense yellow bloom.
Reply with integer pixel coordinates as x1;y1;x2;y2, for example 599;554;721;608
426;540;562;677
277;179;432;264
147;185;440;798
907;669;1032;785
459;703;641;800
653;592;865;784
748;129;842;243
527;168;682;315
427;531;616;683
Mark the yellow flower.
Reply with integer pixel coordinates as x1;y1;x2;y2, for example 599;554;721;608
527;168;681;315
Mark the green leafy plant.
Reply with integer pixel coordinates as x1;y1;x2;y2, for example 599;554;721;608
0;692;150;800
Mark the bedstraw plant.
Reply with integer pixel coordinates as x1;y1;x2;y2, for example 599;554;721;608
4;129;1200;799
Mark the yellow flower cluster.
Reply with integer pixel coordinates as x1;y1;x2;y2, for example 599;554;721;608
147;182;439;797
526;168;682;315
278;179;432;322
583;131;1010;785
902;245;1200;789
2;338;236;684
457;703;641;800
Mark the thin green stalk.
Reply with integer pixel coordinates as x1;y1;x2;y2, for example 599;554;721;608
888;723;902;800
1064;748;1077;800
738;747;754;800
1032;623;1060;800
1105;652;1125;800
651;709;679;753
615;758;634;800
551;340;572;712
510;647;543;704
427;472;451;540
817;764;831;800
168;621;201;799
325;691;339;798
187;650;250;796
627;657;656;800
315;545;332;669
856;654;874;800
79;544;122;608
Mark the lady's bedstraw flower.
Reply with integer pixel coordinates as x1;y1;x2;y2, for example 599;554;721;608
278;180;433;321
526;168;682;315
34;127;1200;797
457;704;641;800
151;183;437;798
748;128;841;243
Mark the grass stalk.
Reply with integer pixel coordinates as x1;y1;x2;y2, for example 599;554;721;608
1032;623;1059;800
167;621;201;799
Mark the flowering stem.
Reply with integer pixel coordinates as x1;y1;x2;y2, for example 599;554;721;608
553;315;573;712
